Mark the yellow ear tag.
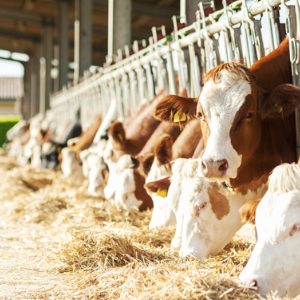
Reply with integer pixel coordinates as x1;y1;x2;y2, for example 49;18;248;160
227;186;234;192
173;111;187;123
157;188;167;198
274;103;283;113
117;133;123;142
56;146;62;153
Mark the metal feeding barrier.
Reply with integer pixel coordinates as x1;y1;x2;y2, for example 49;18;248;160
49;0;300;155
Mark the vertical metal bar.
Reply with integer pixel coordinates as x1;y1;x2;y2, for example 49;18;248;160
165;43;177;95
58;0;69;90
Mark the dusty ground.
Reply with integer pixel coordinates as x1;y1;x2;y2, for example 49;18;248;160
0;220;64;299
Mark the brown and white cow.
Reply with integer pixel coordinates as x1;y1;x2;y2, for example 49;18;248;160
114;121;181;210
144;120;204;229
154;38;297;192
151;39;300;257
103;90;165;202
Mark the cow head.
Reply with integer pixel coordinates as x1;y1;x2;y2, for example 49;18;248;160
240;163;300;297
145;134;173;183
114;154;152;210
145;177;175;229
61;147;84;180
154;63;300;183
175;159;247;259
87;154;108;197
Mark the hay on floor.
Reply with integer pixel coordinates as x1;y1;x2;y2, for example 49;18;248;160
1;153;299;300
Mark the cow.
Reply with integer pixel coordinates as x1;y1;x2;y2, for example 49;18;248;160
147;158;265;257
112;121;181;210
143;121;204;229
239;162;300;297
151;39;300;256
60;113;102;179
103;89;165;200
41;115;82;170
154;38;297;192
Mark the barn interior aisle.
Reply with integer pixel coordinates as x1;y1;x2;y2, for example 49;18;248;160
0;150;260;299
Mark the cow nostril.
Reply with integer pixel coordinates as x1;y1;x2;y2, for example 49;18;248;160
249;280;258;287
218;159;228;172
201;160;207;170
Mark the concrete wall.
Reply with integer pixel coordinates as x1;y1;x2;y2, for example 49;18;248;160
0;100;21;116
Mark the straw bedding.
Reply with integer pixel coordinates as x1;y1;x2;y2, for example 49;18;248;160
0;154;299;299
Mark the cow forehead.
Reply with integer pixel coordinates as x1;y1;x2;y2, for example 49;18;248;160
257;191;300;236
199;75;251;118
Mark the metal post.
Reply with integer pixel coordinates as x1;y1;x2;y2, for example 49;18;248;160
34;43;41;115
186;0;200;25
108;0;131;59
41;23;53;115
57;0;69;90
23;61;31;120
40;57;46;115
74;0;92;83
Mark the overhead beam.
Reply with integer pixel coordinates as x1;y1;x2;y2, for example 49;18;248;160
0;8;151;41
0;28;41;42
93;0;178;18
0;8;54;25
0;28;107;53
0;44;31;55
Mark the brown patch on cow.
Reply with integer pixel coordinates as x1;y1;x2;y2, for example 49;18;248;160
192;137;204;158
138;153;155;177
172;119;203;159
102;168;109;187
208;185;230;220
239;200;261;224
204;62;254;85
154;134;173;166
133;170;153;211
108;121;126;150
154;95;198;124
144;177;171;194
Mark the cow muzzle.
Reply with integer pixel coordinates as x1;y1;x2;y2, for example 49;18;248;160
200;158;229;179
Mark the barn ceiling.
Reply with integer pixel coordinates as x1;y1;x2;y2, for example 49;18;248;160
0;0;180;66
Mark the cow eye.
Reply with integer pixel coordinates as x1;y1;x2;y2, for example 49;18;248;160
196;202;207;215
198;112;203;118
290;224;300;236
246;112;253;119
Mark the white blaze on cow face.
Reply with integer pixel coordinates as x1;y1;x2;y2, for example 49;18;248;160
103;141;117;201
61;148;84;180
167;158;189;249
87;154;107;197
146;157;175;229
114;155;142;208
240;164;300;297
198;70;251;181
80;149;92;178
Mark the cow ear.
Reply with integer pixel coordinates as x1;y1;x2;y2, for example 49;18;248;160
144;177;171;196
154;134;173;165
139;153;155;177
154;95;198;124
239;200;261;224
108;121;126;150
260;84;300;119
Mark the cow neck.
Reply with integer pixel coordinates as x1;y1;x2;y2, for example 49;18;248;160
229;39;295;194
172;119;203;159
250;38;291;93
230;112;296;194
138;121;181;158
124;91;166;155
